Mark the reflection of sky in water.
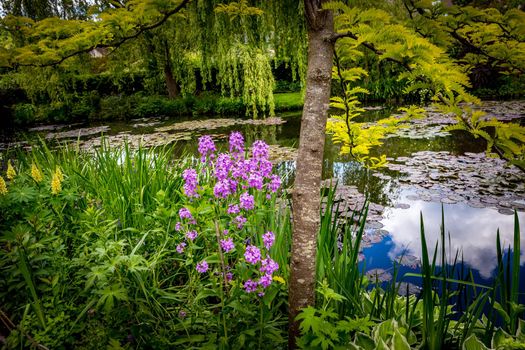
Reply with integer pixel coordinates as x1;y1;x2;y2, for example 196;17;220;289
381;189;525;280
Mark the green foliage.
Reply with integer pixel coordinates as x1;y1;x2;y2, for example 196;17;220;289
0;139;292;348
326;55;425;167
440;95;525;171
300;186;525;349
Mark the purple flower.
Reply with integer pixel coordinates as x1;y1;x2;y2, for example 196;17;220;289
232;160;252;180
227;204;240;214
182;168;198;197
176;242;186;254
259;274;273;288
258;292;265;297
196;260;208;273
258;159;273;178
268;174;281;192
220;238;235;253
178;310;187;318
223;229;229;235
228;179;238;194
244;245;261;264
186;230;198;241
235;215;247;229
262;231;275;250
252;140;269;160
244;279;258;293
260;258;279;275
239;192;254;210
248;173;263;190
214;153;233;180
179;208;193;220
225;272;233;281
175;222;182;231
213;179;231;198
198;135;216;163
229;132;245;155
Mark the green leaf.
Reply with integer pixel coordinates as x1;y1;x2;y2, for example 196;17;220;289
463;335;489;350
393;329;411;350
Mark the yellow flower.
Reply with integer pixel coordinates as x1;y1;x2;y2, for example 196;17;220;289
55;167;64;182
272;276;286;285
0;176;7;195
51;168;62;195
31;163;43;183
6;161;16;180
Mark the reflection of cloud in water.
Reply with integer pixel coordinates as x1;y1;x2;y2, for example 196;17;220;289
382;192;525;280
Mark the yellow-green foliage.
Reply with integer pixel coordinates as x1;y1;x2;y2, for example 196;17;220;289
327;49;425;168
441;95;525;171
326;1;525;171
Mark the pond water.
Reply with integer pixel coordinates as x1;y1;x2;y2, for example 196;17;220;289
2;100;524;291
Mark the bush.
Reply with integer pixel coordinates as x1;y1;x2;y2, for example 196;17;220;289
215;97;245;115
12;103;36;125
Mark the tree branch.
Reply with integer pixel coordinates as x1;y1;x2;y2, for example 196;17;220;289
7;0;190;68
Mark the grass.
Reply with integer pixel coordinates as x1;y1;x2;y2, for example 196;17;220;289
273;92;303;112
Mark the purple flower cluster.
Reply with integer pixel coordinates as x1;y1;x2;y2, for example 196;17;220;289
260;258;279;275
227;204;240;214
186;230;198;241
268;175;281;193
239;192;254;210
198;135;216;163
235;215;247;229
262;231;275;250
176;242;186;254
252;140;269;160
183;169;198;197
196;260;208;273
244;245;261;264
229;132;245;156
179;208;193;220
177;133;285;295
244;279;258;293
220;238;235;253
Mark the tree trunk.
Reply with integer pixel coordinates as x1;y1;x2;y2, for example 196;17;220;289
163;40;180;99
288;1;334;348
164;62;180;98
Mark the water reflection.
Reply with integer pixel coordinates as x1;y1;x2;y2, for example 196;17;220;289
382;189;525;279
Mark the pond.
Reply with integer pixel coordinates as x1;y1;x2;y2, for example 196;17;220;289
2;100;524;291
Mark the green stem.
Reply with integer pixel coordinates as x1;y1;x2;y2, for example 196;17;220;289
214;219;228;343
258;301;263;349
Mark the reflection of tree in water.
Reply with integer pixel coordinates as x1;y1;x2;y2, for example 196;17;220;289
323;142;400;208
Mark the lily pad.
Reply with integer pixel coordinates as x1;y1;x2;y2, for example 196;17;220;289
365;269;393;283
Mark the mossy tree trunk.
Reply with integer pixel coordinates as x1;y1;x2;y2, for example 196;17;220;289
288;0;334;348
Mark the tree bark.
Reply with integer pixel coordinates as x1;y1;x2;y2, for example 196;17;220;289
288;1;334;348
163;40;180;99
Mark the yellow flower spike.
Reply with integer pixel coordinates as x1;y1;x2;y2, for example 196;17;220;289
51;168;62;195
0;176;7;195
6;161;16;180
31;163;43;183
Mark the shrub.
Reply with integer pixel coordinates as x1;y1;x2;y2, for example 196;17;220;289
12;103;36;125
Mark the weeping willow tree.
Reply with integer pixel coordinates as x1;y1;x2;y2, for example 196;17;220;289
0;0;307;116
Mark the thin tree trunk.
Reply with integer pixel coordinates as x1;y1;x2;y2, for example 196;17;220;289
288;1;334;348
